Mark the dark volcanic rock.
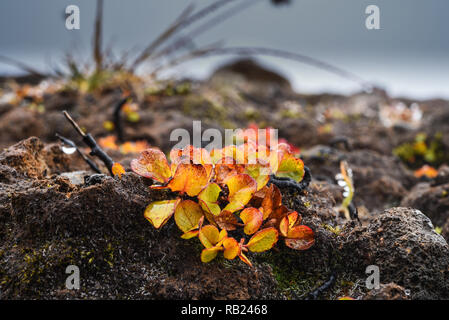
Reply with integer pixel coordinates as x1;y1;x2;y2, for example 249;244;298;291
343;207;449;299
401;182;449;228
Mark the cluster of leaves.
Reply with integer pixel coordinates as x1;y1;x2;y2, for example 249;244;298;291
393;132;445;168
131;142;314;266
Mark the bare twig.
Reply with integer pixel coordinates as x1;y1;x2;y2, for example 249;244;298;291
131;0;240;70
151;0;259;61
0;54;50;78
129;4;196;70
62;111;115;175
155;46;372;91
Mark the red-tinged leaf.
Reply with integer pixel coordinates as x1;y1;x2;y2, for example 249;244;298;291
238;252;253;267
199;225;220;248
223;174;257;213
223;237;240;260
240;207;263;235
130;148;172;183
170;146;213;177
276;153;305;182
214;158;245;185
201;246;222;263
181;229;199;239
112;162;125;178
198;183;222;216
261;184;283;220
287;225;314;239
246;227;279;252
167;163;209;196
215;210;239;231
144;199;179;229
285;225;315;250
285;238;315;250
280;211;301;237
174;200;204;233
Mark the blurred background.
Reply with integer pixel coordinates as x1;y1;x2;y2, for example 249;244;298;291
0;0;448;99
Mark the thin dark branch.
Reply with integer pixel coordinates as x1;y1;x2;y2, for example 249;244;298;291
113;97;130;143
306;271;336;300
62;111;115;175
55;133;101;173
269;166;312;193
93;0;104;72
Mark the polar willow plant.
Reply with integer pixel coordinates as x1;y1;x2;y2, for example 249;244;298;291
131;141;314;266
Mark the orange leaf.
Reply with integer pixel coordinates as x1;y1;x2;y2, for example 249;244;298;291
240;207;263;235
144;199;179;229
246;227;278;252
167;163;209;197
130;148;172;183
223;237;240;259
199;225;220;248
181;229;199;239
414;165;438;179
198;183;222;216
174;200;204;233
112;162;125;178
223;174;257;213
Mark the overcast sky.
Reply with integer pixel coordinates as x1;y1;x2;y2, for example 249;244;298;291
0;0;448;99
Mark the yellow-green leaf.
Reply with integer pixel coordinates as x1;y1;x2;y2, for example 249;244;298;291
246;227;278;252
223;174;257;213
275;154;304;182
199;225;220;248
144;199;179;229
201;246;222;263
198;183;222;216
174;200;204;233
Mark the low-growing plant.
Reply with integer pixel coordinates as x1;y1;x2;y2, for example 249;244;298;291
131;142;315;266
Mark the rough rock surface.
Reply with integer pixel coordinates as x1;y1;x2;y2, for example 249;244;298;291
342;207;449;299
